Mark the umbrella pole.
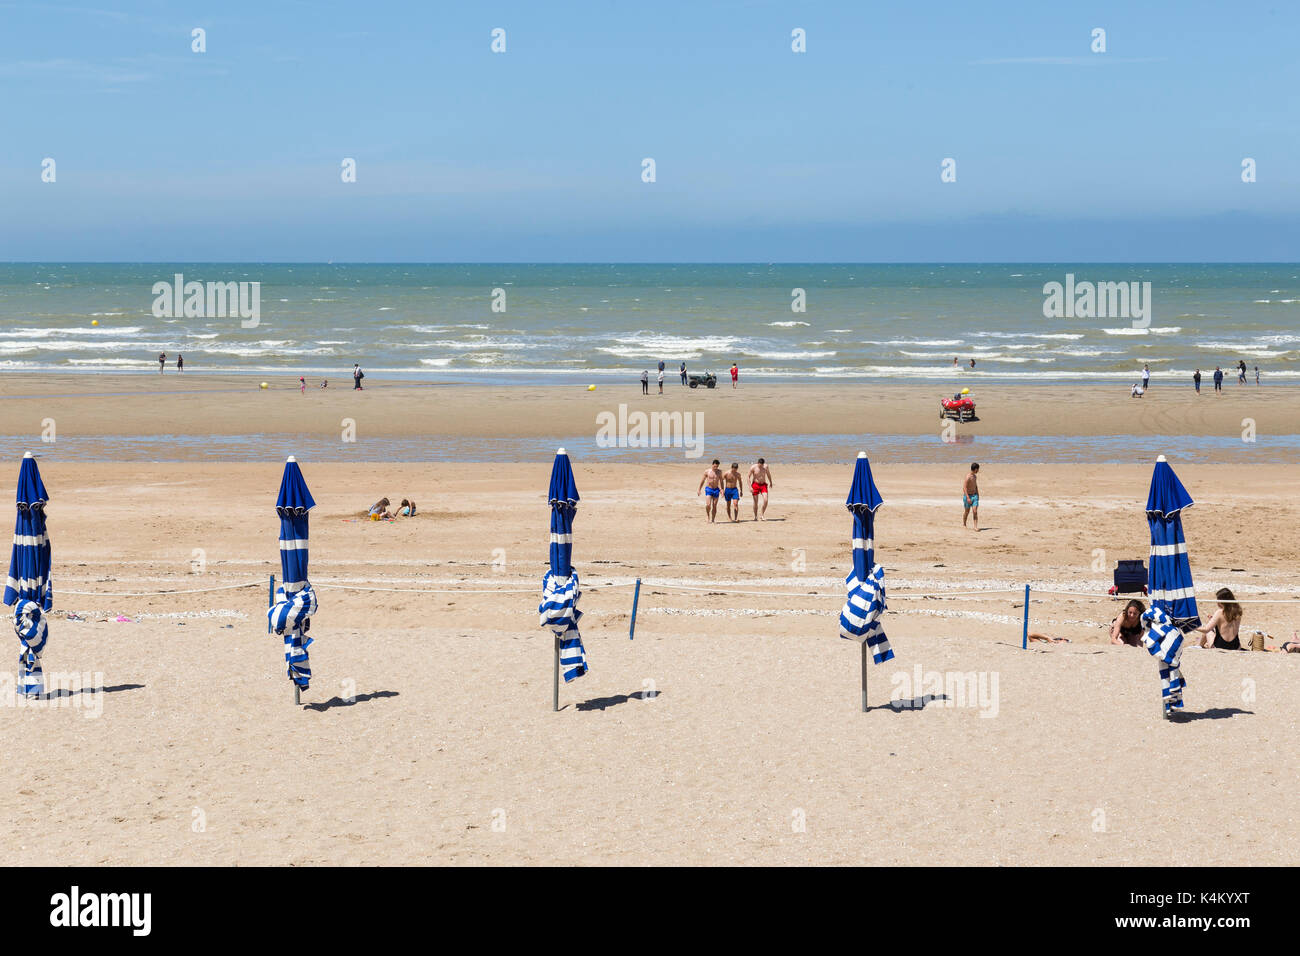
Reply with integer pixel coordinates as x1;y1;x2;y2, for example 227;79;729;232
629;577;641;640
861;638;868;712
552;635;560;712
1021;584;1030;649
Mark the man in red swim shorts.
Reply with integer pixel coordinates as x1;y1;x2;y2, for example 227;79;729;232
747;457;773;521
730;363;739;388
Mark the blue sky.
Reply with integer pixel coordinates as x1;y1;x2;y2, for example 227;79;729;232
1;0;1296;261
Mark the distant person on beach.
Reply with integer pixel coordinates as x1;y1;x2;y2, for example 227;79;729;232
1131;383;1145;398
353;364;364;390
1266;631;1300;653
748;458;773;520
158;352;166;374
1142;364;1150;390
1237;360;1247;384
640;370;649;395
1213;366;1224;393
680;361;687;385
1255;366;1260;385
299;376;306;395
320;379;328;388
697;460;722;523
722;462;744;522
657;368;664;394
969;358;976;369
1195;587;1244;650
953;357;959;367
730;363;739;388
1109;599;1147;646
398;498;417;517
1193;368;1201;393
962;463;980;530
177;355;183;373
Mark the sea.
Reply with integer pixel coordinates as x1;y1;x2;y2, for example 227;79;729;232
1;263;1297;383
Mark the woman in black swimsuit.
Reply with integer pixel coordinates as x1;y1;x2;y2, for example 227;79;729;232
1109;598;1146;646
1195;587;1244;650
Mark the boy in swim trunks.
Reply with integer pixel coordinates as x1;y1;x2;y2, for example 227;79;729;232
721;462;744;522
747;458;773;521
962;463;979;531
697;459;722;523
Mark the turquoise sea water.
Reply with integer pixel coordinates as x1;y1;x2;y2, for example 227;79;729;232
1;263;1297;382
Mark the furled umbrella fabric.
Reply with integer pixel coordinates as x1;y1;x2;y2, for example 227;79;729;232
1146;456;1201;631
839;453;893;664
1141;605;1185;713
4;454;52;697
268;457;317;690
539;450;588;682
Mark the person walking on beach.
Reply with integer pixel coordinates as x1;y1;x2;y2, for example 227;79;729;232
640;369;649;395
680;361;687;385
722;462;744;522
299;376;306;395
1193;368;1201;394
353;364;364;390
962;463;980;531
1237;360;1247;385
1141;364;1150;391
730;363;739;389
158;352;166;374
1213;366;1224;393
177;354;184;373
747;458;773;520
1255;365;1260;385
697;460;722;523
657;367;664;394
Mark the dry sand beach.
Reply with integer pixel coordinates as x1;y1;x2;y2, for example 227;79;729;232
1;377;1298;865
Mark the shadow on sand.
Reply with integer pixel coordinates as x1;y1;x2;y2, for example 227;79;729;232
576;690;662;711
1170;706;1252;722
304;690;400;712
39;683;144;699
868;694;950;713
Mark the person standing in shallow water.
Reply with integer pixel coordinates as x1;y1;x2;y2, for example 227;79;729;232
177;354;184;373
1193;368;1201;393
158;352;166;374
640;369;649;395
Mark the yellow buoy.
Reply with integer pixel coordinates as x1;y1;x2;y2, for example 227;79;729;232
587;384;596;391
91;319;99;326
960;388;970;395
260;382;269;389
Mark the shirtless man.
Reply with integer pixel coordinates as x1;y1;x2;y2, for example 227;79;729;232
962;462;980;530
747;458;773;520
721;462;744;522
697;459;723;523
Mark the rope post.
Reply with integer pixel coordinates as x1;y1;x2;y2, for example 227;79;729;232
268;574;275;633
861;638;869;712
552;635;560;712
629;577;641;640
1021;584;1030;649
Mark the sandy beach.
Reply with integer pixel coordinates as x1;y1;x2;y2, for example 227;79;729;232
2;427;1297;864
0;373;1293;443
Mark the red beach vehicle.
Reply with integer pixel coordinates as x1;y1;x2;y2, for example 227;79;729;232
940;394;977;422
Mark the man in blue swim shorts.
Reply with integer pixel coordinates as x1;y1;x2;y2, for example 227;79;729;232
697;459;723;523
721;462;744;522
962;462;980;531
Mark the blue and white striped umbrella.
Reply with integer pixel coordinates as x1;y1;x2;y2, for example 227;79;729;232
4;454;51;697
1146;456;1200;631
839;452;893;664
268;456;317;690
539;449;588;682
1141;605;1186;713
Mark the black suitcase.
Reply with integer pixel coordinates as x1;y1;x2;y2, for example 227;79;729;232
1114;559;1147;593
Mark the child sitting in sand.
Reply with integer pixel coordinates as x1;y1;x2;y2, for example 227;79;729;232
398;498;417;517
368;497;394;520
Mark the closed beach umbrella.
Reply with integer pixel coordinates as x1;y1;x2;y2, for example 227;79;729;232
1146;456;1200;630
839;452;892;711
539;449;588;708
268;456;318;700
3;453;52;698
1144;456;1197;716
